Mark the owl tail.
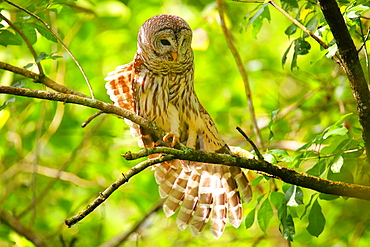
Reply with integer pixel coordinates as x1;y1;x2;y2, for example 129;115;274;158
155;161;252;239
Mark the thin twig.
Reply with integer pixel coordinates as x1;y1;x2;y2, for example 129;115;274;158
233;0;345;69
4;0;95;99
0;61;89;98
65;155;175;227
236;126;264;161
0;12;44;75
216;0;263;148
99;200;164;247
82;111;104;128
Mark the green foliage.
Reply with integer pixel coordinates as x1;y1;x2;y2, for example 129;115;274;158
257;196;274;233
0;0;369;246
306;198;326;237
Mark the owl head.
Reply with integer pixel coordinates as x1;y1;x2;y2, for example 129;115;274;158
136;15;193;72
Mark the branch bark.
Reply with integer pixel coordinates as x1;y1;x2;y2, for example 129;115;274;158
2;84;370;204
0;85;162;139
318;0;370;161
0;61;89;98
123;147;370;201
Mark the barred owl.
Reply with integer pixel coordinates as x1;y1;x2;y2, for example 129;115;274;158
105;14;252;239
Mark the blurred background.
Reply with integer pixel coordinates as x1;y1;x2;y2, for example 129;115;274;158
0;0;369;246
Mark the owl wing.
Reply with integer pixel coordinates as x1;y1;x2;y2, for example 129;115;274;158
105;62;153;148
105;62;135;112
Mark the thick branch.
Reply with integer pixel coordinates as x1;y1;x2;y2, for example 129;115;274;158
124;147;370;201
0;85;163;139
2;84;370;202
0;209;47;247
317;0;370;161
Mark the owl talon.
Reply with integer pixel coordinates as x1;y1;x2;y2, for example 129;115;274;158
163;133;180;147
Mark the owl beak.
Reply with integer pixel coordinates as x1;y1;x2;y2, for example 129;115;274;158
171;52;178;61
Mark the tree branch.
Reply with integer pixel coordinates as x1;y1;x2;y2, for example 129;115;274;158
0;85;163;138
2;84;370;205
0;12;44;76
65;155;174;227
0;61;89;98
0;209;47;247
317;0;370;161
216;0;263;148
232;0;344;69
3;0;95;99
123;147;370;201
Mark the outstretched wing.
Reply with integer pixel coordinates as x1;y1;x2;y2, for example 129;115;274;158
105;62;150;147
105;62;135;112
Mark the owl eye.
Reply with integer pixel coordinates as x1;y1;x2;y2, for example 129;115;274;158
160;39;171;46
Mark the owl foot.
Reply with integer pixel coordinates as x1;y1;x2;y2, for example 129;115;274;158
163;133;180;147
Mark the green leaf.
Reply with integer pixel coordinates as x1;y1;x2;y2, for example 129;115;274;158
303;16;318;39
346;4;369;19
245;208;256;229
284;185;304;207
270;191;284;210
0;97;15;111
246;3;271;39
280;0;299;11
327;166;354;184
319;193;339;201
300;193;317;219
258;197;274;233
31;23;58;42
21;22;37;44
332;113;353;126
268;149;294;163
285;23;297;36
294;38;311;55
282;42;293;67
36;51;50;63
51;55;63;60
251;175;264;186
330;155;344;173
24;63;34;69
306;159;326;177
306;199;325;237
271;192;295;241
0;30;23;46
323;126;348;139
280;211;295;241
13;81;26;88
268;109;279;141
262;153;277;164
291;51;298;70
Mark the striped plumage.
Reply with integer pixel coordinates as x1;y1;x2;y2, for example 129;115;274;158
105;14;252;239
